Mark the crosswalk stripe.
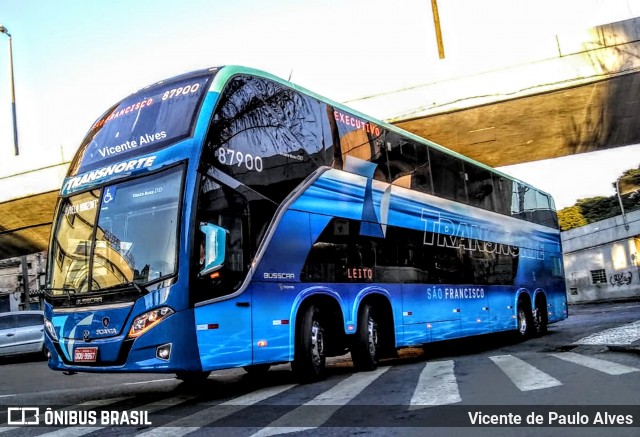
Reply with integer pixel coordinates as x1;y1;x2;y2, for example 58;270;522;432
5;348;637;435
123;378;176;386
549;352;640;375
490;355;562;391
573;320;640;345
409;360;460;409
135;384;297;437
66;396;134;410
36;394;195;437
249;367;390;437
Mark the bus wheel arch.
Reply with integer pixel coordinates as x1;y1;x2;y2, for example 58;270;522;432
292;295;345;383
351;294;395;371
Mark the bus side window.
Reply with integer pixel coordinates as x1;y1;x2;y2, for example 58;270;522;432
206;75;330;204
195;178;249;297
533;191;558;228
429;148;467;204
511;182;527;220
410;163;433;194
492;175;513;216
385;133;433;194
465;163;495;211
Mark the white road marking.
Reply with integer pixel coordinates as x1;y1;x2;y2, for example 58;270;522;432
249;367;390;437
549;352;640;375
123;378;176;386
410;360;461;409
136;384;297;437
490;355;562;391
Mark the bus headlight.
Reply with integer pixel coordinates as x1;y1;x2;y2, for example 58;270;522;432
128;307;174;338
44;319;58;341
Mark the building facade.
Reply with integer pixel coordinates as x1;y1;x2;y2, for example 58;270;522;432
0;252;46;312
562;209;640;303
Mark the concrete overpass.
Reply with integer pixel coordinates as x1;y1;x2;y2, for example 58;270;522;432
349;16;640;167
0;163;68;259
2;16;640;259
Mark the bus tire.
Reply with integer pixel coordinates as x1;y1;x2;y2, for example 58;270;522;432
243;364;271;375
351;303;379;371
534;301;548;336
516;301;533;339
293;304;326;383
175;371;211;383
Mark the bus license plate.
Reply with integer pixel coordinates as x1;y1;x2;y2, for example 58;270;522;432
74;347;97;362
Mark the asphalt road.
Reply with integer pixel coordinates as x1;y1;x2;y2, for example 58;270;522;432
1;301;639;437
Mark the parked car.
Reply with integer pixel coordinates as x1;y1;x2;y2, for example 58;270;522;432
0;310;46;359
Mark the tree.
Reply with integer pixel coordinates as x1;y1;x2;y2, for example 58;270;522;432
558;206;587;231
576;196;620;223
558;164;640;231
613;167;640;195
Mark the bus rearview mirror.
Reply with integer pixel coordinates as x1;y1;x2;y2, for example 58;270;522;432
199;223;227;277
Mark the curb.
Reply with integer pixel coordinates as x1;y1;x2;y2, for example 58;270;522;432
546;344;640;356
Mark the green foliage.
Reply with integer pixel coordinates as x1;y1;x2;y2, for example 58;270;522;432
575;196;620;223
561;164;640;231
614;167;640;194
558;206;587;231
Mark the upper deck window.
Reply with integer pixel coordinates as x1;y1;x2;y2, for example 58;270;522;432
206;75;330;203
70;72;213;175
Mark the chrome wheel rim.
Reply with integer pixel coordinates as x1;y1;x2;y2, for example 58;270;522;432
367;316;378;358
310;320;324;367
518;308;528;335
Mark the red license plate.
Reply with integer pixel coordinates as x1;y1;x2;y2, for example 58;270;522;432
74;347;97;362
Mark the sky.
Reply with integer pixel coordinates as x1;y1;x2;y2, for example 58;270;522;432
1;0;639;209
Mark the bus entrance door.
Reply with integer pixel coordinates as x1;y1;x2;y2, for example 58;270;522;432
194;294;252;370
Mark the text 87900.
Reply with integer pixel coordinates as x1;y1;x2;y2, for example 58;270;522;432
215;147;264;172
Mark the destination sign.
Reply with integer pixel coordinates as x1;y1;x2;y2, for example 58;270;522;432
72;73;212;175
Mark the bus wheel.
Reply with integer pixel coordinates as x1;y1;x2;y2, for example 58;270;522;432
175;371;211;383
243;364;271;375
534;303;548;336
351;304;379;371
293;304;326;383
516;302;533;338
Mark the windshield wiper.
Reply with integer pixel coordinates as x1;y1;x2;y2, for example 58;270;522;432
130;281;146;295
98;281;149;295
45;287;76;300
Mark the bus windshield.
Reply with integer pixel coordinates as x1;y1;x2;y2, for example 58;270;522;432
49;165;184;295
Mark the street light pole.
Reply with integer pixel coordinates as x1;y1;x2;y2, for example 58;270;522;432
615;178;629;231
0;24;19;156
616;172;640;231
430;0;445;59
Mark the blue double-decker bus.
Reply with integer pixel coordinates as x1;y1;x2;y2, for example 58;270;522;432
44;66;567;382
